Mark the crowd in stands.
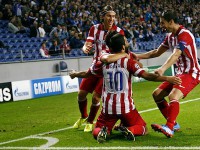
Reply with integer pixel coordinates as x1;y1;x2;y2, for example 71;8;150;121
0;0;200;58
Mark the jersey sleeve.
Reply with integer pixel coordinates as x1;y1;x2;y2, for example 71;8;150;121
127;59;145;77
99;51;110;61
86;26;95;43
129;52;137;60
119;29;125;36
89;61;103;77
176;32;192;52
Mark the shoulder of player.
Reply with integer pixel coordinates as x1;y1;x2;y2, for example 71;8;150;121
111;25;124;33
178;28;193;40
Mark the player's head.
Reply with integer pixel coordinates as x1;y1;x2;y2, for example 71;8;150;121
105;31;126;53
100;5;116;30
105;30;118;48
160;10;178;32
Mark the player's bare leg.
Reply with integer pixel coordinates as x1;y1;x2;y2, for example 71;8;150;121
73;90;89;129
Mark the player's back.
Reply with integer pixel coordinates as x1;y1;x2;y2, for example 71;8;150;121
101;57;140;115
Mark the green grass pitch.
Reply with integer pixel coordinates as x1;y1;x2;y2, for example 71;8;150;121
0;81;200;149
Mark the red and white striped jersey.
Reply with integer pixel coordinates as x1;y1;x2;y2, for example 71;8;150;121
86;24;124;63
162;25;200;81
93;57;145;115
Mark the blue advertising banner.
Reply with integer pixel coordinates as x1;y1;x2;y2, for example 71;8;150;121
31;77;63;98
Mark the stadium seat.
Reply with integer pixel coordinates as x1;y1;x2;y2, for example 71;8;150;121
12;53;21;61
16;34;24;38
10;38;18;44
23;38;31;43
58;61;74;75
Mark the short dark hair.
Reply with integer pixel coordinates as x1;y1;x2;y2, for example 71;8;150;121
105;31;125;53
110;33;125;53
161;10;178;23
105;30;118;48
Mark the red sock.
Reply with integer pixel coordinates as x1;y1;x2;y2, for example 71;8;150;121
156;99;169;119
87;102;100;123
128;125;146;136
166;99;180;130
78;99;88;118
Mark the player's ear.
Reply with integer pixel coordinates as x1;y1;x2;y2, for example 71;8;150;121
122;45;125;52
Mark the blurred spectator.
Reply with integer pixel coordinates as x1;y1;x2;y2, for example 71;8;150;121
129;37;138;51
39;6;47;16
2;4;13;20
51;31;61;45
60;25;69;40
49;40;61;56
21;13;31;27
38;23;46;37
56;11;65;25
60;38;71;54
39;41;50;58
29;21;39;37
151;23;159;34
28;11;38;24
69;32;84;49
138;30;145;41
145;27;154;41
49;24;62;38
13;1;22;17
132;26;140;38
44;20;53;35
8;16;26;34
123;25;132;40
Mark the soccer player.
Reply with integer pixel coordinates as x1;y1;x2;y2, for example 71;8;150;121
136;10;200;138
73;5;124;132
70;31;181;143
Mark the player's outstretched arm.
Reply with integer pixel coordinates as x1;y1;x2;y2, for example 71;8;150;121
100;53;129;63
141;72;182;85
136;45;168;60
69;70;92;79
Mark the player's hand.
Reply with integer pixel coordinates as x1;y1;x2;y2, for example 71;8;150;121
154;67;164;76
82;44;93;54
69;70;77;79
167;76;182;85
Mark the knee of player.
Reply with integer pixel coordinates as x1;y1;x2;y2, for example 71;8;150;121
92;93;101;103
92;127;101;139
152;90;158;99
152;88;164;101
78;90;88;101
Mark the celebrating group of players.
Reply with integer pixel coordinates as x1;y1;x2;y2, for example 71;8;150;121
69;5;200;143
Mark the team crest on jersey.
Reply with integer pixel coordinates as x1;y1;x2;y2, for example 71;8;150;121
135;63;140;69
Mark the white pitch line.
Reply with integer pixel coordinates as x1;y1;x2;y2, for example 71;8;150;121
0;97;200;148
31;136;59;148
0;127;73;146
